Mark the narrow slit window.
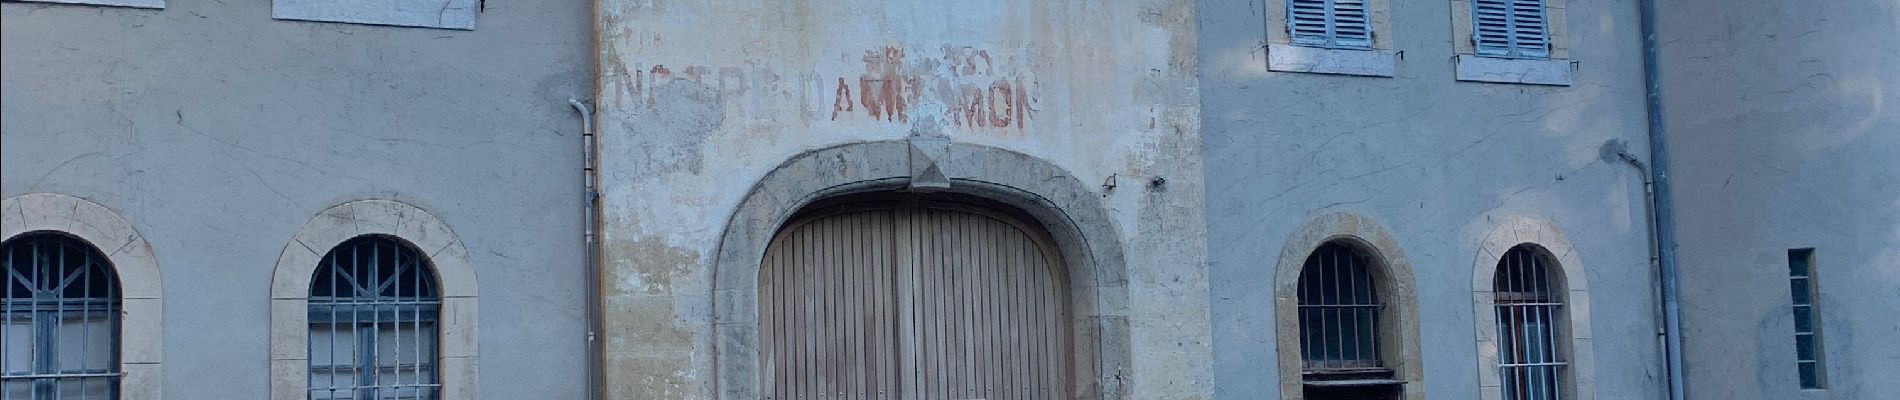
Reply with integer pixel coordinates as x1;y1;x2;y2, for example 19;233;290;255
1;233;122;400
1494;245;1568;400
1289;0;1374;49
1787;248;1826;389
1471;0;1551;58
309;236;441;400
1298;242;1399;399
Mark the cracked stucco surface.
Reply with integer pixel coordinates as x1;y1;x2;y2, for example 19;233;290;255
0;1;595;398
596;0;1212;398
1660;0;1900;399
1198;0;1664;398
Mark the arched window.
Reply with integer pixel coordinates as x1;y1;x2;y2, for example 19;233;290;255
1297;241;1400;399
1;233;121;399
1493;244;1567;400
308;236;439;400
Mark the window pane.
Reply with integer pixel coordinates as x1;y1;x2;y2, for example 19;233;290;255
55;377;116;399
1789;278;1810;305
1792;306;1812;333
310;364;360;393
1798;362;1819;388
309;377;359;400
2;380;32;399
373;322;439;396
55;314;115;372
1795;334;1816;361
1788;249;1811;277
2;319;34;374
310;324;360;366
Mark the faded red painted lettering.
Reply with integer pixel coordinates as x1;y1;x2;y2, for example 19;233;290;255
682;66;710;83
831;78;852;121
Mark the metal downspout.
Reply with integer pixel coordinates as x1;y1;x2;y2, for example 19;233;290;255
1636;0;1687;398
570;99;603;400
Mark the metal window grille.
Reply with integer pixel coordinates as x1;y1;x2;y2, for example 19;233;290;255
1;233;122;400
309;236;440;400
1494;245;1565;400
1472;0;1551;58
1298;243;1385;374
1289;0;1374;49
1787;248;1825;389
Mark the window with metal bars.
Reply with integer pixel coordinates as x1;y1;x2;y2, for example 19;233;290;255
1;233;121;400
1787;249;1826;389
1288;0;1373;49
309;236;440;400
1493;245;1567;400
1472;0;1551;58
1298;242;1399;399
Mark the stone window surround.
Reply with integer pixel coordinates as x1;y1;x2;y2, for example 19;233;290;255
268;199;479;400
1272;211;1424;400
1264;0;1399;77
1471;217;1596;400
271;0;479;30
1451;0;1574;85
10;0;163;9
2;193;164;400
709;139;1133;399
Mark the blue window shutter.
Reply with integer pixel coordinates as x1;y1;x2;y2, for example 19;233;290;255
1289;0;1374;50
1289;0;1333;46
1510;0;1551;58
1473;0;1551;58
1332;0;1372;48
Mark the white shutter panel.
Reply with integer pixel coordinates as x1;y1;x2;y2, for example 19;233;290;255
1473;0;1550;58
1289;0;1373;49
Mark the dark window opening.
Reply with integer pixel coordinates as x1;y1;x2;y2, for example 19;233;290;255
1;233;122;400
308;236;441;400
1298;242;1398;400
1494;245;1566;400
1787;248;1825;390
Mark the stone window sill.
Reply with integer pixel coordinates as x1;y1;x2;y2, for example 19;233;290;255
1455;55;1573;86
14;0;163;8
1267;44;1397;78
272;0;478;30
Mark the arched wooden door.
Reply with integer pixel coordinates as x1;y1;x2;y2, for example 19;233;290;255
759;199;1072;400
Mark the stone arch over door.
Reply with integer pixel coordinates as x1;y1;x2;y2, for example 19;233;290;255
1272;211;1424;400
2;193;165;400
712;140;1130;399
1470;216;1596;400
268;199;479;400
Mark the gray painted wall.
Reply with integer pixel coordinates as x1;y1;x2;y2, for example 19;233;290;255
0;1;593;398
1196;0;1668;398
1660;0;1900;399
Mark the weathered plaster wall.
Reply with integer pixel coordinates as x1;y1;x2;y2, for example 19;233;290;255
595;1;1212;398
1196;0;1665;398
1658;1;1900;399
0;1;593;398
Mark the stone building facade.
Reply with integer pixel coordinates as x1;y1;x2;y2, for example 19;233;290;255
1;0;1893;399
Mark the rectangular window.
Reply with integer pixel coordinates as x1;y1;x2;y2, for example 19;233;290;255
1787;248;1827;389
1471;0;1550;58
1289;0;1373;49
